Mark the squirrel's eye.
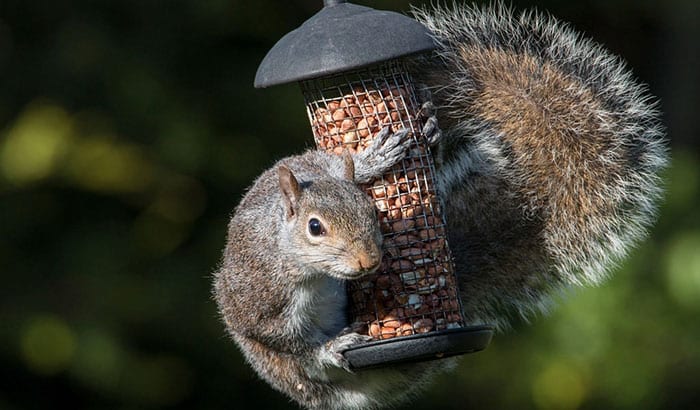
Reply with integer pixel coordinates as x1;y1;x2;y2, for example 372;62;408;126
308;218;325;236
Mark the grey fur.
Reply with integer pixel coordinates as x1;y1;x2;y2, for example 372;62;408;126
411;2;667;329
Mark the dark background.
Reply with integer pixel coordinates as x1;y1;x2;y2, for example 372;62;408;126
1;1;698;409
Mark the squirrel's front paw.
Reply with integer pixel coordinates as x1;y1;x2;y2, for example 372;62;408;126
367;126;412;161
353;126;412;182
323;332;372;372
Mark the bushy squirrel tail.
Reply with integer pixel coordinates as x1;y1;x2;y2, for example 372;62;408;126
411;3;668;326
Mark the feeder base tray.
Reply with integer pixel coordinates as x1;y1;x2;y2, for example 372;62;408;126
342;325;494;370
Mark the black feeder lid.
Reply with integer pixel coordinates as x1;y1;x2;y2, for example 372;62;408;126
254;0;436;88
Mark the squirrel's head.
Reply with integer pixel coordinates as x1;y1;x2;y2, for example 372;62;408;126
277;158;382;281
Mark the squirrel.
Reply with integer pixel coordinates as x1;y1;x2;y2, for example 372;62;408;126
213;3;668;410
213;125;441;409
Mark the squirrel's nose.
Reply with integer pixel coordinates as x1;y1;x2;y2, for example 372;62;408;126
358;252;381;272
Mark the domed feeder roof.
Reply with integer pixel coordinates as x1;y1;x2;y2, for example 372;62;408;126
254;0;436;88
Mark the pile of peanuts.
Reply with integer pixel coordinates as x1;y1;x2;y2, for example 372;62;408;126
307;83;464;341
350;169;464;340
310;86;417;154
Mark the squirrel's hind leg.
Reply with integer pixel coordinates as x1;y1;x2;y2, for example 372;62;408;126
416;84;443;146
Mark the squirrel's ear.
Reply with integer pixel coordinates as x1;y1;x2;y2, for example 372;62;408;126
342;151;355;182
278;165;300;220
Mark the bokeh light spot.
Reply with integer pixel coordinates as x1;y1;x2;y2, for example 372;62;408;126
124;355;193;406
532;361;587;410
0;102;73;185
71;328;123;393
20;315;76;375
62;135;155;193
665;232;700;309
131;212;189;256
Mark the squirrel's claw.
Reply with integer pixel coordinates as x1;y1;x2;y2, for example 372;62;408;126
422;114;442;146
416;84;443;147
324;332;372;373
418;100;443;147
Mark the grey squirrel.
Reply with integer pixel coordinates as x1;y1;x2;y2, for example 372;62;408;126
213;3;667;410
214;125;443;409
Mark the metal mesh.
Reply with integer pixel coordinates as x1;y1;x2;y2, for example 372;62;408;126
301;60;465;340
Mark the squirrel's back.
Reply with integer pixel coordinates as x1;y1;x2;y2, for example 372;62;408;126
411;3;668;326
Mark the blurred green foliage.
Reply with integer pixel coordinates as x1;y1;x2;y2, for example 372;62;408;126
1;0;698;409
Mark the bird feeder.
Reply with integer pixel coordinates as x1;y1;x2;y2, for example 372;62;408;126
255;0;493;369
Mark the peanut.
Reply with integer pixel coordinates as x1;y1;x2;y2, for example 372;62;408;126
342;131;358;145
391;218;415;232
386;233;421;247
398;323;414;336
332;108;346;121
390;259;414;272
371;184;386;198
385;183;398;197
369;322;381;338
381;315;401;329
349;105;362;118
340;118;355;131
380;327;397;339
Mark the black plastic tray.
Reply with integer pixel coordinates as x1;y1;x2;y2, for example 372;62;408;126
342;325;494;370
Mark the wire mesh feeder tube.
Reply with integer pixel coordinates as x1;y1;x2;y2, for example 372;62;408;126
301;61;487;367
